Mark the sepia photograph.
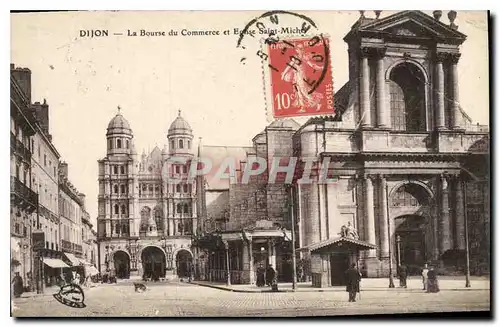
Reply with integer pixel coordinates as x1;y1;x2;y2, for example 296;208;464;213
9;9;490;317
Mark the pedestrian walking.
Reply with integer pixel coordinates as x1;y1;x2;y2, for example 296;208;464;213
11;272;24;298
256;264;265;287
265;265;276;287
421;263;429;291
398;264;408;288
426;267;440;293
345;263;361;302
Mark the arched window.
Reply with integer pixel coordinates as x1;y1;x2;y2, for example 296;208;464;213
183;184;188;193
184;204;189;214
389;63;426;132
114;204;119;214
117;139;122;149
114;185;118;194
179;139;184;149
170;140;175;150
120;185;126;194
176;184;181;193
120;166;125;174
121;204;126;214
177;203;182;213
122;223;128;234
115;223;120;234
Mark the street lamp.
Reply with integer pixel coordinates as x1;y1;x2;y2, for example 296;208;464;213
288;184;297;292
386;183;395;288
462;179;471;288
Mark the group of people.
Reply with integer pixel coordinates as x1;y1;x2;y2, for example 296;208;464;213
345;262;440;302
398;263;439;292
256;264;276;288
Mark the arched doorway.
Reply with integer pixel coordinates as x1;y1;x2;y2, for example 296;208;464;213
113;251;130;279
395;215;427;275
391;183;432;275
388;62;426;132
141;246;166;280
176;249;193;278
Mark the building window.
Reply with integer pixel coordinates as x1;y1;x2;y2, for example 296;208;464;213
183;165;188;174
108;139;113;150
184;204;189;214
179;139;184;149
120;185;126;194
31;139;34;152
176;184;181;193
177;204;182;213
183;184;188;193
46;241;49;249
114;185;118;194
126;140;129;149
175;165;180;174
113;166;118;174
115;223;120;234
188;140;191;149
114;204;119;214
389;63;426;132
170;140;174;150
121;204;127;215
121;166;126;174
51;242;54;250
53;166;56;176
117;139;122;148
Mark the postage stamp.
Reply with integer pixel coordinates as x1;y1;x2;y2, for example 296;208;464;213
265;36;334;118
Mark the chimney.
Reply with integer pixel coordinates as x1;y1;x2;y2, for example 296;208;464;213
10;64;32;103
433;10;442;21
448;10;458;30
60;162;68;179
31;99;51;137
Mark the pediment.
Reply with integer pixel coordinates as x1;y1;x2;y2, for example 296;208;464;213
354;11;466;42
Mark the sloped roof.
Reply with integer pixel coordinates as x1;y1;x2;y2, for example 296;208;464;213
297;237;377;253
345;10;466;43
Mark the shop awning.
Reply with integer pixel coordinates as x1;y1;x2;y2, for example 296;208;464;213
297;237;377;254
85;265;99;276
64;252;83;266
43;258;70;269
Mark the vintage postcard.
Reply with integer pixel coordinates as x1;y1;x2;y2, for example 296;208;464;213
10;10;490;317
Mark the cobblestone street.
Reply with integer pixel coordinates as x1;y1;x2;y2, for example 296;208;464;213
12;280;490;317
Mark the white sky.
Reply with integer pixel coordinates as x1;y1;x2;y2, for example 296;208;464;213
10;10;489;225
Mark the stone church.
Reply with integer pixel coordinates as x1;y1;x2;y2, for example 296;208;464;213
97;110;198;279
96;10;490;286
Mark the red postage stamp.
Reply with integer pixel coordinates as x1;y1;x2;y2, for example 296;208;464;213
266;36;334;118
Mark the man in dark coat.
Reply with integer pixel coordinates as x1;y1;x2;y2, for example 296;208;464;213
345;263;361;302
397;264;408;288
256;264;265;287
11;272;24;298
265;265;276;287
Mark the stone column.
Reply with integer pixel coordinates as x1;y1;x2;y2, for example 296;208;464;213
268;239;276;268
440;175;452;253
435;53;446;130
168;219;174;237
455;178;466;249
450;53;462;130
105;220;111;238
318;184;328;241
248;239;254;285
365;176;376;257
379;175;389;258
222;240;231;286
375;48;389;129
359;47;372;128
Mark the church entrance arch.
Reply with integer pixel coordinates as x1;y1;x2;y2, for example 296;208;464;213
113;250;130;279
176;249;193;278
394;215;427;275
141;246;166;280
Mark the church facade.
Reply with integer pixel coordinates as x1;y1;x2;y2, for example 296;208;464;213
96;10;490;286
97;111;198;279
